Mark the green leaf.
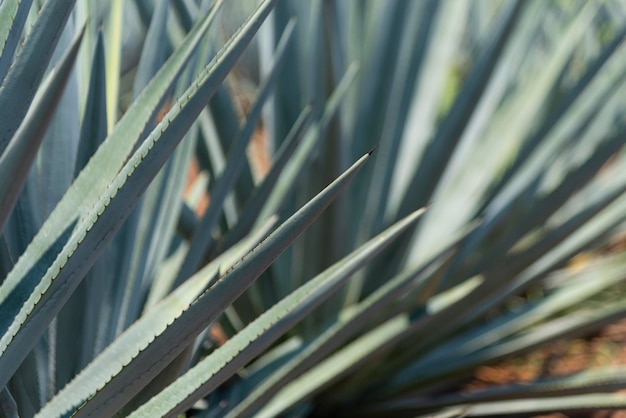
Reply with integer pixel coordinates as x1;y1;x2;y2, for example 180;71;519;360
0;0;34;84
0;387;18;418
129;207;425;418
478;21;626;214
0;0;233;389
175;17;297;284
105;0;123;131
355;0;439;244
132;0;171;98
37;150;371;417
256;315;411;418
367;366;626;414
0;0;77;155
0;26;84;230
218;104;314;254
259;61;359;224
463;392;626;417
396;0;524;221
3;2;626;417
36;20;83;218
228;246;456;418
74;31;108;176
384;254;626;393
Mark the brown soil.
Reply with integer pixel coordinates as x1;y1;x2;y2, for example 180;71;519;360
467;318;626;417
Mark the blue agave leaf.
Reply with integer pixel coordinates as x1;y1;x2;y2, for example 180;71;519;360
133;0;171;99
74;31;108;177
0;27;84;230
0;0;77;156
35;20;82;218
397;1;524;218
0;387;18;418
0;0;224;389
0;0;34;85
175;18;296;285
0;0;33;85
130;206;424;418
218;104;314;254
38;148;370;418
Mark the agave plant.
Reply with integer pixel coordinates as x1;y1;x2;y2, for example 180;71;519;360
2;0;626;417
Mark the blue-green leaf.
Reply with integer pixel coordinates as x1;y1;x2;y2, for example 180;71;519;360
38;149;371;418
0;0;77;155
228;246;456;418
133;0;171;98
218;104;314;253
74;31;108;177
0;0;34;84
0;0;225;389
0;26;84;230
175;18;297;284
130;206;424;418
0;387;18;418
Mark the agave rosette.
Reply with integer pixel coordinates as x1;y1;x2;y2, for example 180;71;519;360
1;1;626;417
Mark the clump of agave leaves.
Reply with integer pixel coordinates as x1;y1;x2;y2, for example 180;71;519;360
2;0;626;417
